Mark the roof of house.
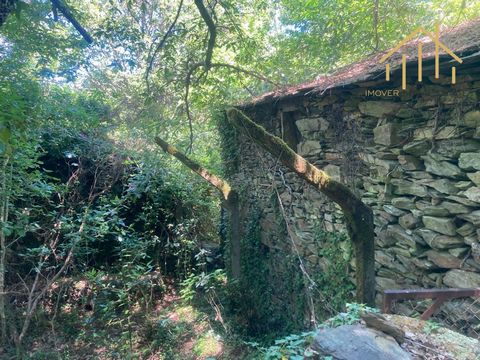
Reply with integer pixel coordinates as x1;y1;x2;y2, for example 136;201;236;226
242;18;480;107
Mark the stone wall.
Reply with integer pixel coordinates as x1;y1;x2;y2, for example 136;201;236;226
227;68;480;310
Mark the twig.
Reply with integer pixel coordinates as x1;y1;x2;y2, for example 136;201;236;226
145;0;184;91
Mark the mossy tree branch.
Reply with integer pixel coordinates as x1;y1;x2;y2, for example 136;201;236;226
226;108;375;306
154;136;241;278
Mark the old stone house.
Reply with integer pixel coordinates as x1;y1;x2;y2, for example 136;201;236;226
221;19;480;325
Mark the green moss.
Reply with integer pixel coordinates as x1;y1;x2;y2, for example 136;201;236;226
312;227;355;317
216;108;239;177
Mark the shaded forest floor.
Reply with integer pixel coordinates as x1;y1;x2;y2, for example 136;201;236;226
20;279;252;360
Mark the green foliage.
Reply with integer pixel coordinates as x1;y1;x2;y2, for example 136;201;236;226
324;303;379;328
180;269;227;302
313;228;355;315
217;109;240;177
249;331;316;359
423;320;442;335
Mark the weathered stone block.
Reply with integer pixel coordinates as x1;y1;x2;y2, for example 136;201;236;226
443;269;480;288
467;171;480;186
403;140;429;156
391;179;428;197
463;187;480;202
426;250;462;268
459;152;480;171
295;117;329;134
440;201;470;214
422;216;457;236
422;155;464;178
392;197;416;210
424;179;458;195
398;155;423;170
358;101;401;118
373;123;402;146
297;140;322;156
415;201;449;217
436;139;480;158
416;228;465;249
383;205;406;217
463;110;480;128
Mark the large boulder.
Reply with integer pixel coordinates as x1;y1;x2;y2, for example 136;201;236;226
311;325;411;360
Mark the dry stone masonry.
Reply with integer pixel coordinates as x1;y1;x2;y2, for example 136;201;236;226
230;58;480;311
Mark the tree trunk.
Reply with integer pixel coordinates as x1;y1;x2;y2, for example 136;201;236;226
226;108;375;306
154;137;241;278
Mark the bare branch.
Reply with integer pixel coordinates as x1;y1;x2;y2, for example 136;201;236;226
145;0;184;89
50;0;93;44
193;0;216;70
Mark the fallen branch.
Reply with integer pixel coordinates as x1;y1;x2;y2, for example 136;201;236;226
154;136;241;278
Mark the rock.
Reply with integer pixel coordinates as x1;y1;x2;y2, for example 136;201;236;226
422;155;464;178
374;123;403;146
415;201;449;217
436;139;480;158
422;216;456;236
376;250;394;267
440;201;470;214
463;110;480;128
443;269;480;288
360;312;405;344
324;164;341;181
392;197;416;210
383;205;406;217
398;155;423;170
472;242;480;263
399;213;420;229
412;258;437;270
445;195;479;206
359;101;402;118
462;187;480;202
297;140;322;156
426;250;462;268
455;181;472;190
417;228;465;249
408;171;433;180
456;222;476;237
390;247;413;258
312;325;411;360
295;117;329;133
376;276;403;290
391;179;428;197
458;210;480;226
467;171;480;186
413;126;460;140
448;247;470;258
403;140;429;156
386;225;420;248
424;179;458;194
459;152;480;171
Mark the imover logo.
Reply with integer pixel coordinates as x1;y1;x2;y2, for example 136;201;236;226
379;24;463;90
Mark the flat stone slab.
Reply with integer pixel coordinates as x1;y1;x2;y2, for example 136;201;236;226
312;324;411;360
